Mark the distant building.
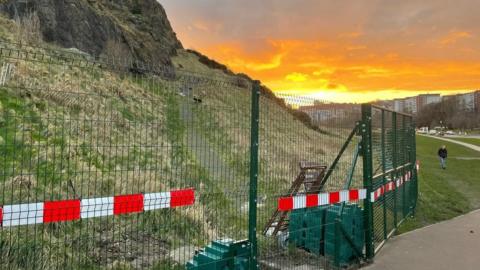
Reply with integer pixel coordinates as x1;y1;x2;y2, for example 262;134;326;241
383;100;394;110
438;90;480;112
416;94;441;112
404;96;418;114
393;99;405;112
474;90;480;112
300;103;360;122
442;94;457;101
376;91;480;114
392;94;441;114
375;100;394;110
455;92;476;112
297;90;479;119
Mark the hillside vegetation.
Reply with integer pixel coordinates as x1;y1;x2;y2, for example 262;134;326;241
0;13;362;270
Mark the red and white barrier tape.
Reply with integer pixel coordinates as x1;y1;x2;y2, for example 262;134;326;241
0;188;194;227
278;163;420;211
371;171;413;202
278;189;367;212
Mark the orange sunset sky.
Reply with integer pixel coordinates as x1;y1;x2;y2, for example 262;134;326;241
159;0;480;103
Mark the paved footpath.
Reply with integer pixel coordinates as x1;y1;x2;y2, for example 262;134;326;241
365;210;480;270
367;135;480;269
421;135;480;152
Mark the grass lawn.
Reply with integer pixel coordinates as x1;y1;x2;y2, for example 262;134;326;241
398;135;480;233
447;137;480;147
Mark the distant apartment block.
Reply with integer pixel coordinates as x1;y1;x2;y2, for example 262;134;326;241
475;90;480;112
295;91;478;122
455;92;476;111
375;91;479;114
393;99;404;112
416;94;441;111
299;103;360;122
390;94;441;114
404;96;417;114
442;90;480;112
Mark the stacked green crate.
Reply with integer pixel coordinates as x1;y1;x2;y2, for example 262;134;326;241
289;208;306;248
324;204;364;266
186;239;250;270
288;207;326;255
304;207;325;254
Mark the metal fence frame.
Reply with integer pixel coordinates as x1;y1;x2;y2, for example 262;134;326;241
0;43;418;269
364;104;418;255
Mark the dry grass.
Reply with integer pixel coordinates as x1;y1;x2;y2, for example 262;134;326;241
14;12;42;45
171;51;363;194
171;51;364;261
0;32;363;268
0;44;184;268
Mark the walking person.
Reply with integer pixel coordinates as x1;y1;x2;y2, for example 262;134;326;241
438;145;448;169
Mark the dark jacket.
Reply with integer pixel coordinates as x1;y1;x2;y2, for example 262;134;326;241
438;148;448;158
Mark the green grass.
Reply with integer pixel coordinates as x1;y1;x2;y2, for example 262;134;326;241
447;137;480;147
398;135;480;233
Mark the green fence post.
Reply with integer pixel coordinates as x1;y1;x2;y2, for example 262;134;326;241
392;112;398;228
412;119;418;216
381;110;387;241
402;115;407;218
361;104;374;260
248;81;260;270
406;118;411;215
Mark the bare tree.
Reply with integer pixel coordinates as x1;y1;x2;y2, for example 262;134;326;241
416;98;480;130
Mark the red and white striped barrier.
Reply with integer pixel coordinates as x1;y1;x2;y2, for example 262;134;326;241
0;188;195;227
277;165;420;210
371;171;413;202
278;189;367;212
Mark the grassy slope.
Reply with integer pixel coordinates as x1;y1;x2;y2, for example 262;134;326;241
398;135;480;233
171;51;363;262
0;19;362;269
171;51;363;193
0;51;190;269
0;16;205;269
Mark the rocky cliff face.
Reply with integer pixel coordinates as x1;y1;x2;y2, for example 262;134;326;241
0;0;183;65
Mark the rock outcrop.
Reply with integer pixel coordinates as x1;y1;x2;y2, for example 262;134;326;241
0;0;183;65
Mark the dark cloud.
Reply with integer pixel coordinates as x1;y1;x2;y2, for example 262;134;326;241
160;0;479;41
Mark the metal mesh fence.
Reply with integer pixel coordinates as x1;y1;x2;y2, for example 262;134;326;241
0;42;417;270
370;106;417;253
257;95;364;269
0;42;253;269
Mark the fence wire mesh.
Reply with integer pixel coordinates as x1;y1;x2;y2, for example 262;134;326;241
0;41;417;270
370;106;417;252
0;42;253;270
257;95;364;269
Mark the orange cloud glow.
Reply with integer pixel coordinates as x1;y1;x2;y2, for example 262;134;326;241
161;0;480;103
196;38;480;102
285;72;309;82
